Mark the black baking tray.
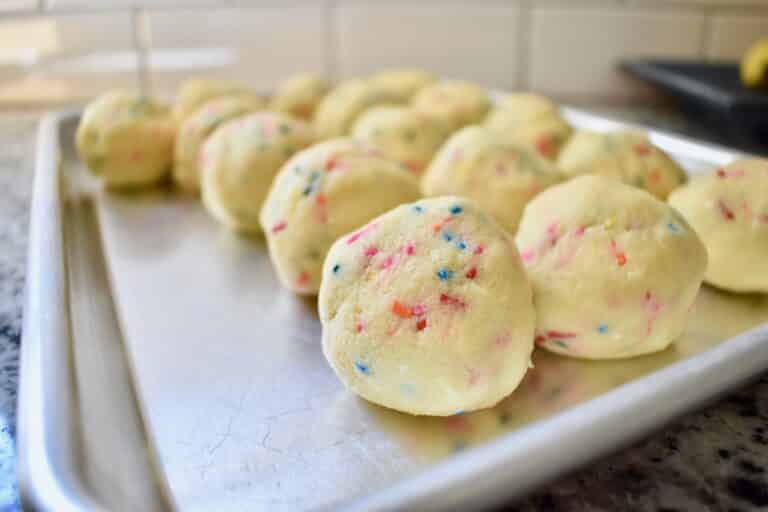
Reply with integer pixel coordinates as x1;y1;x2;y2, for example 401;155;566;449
622;59;768;154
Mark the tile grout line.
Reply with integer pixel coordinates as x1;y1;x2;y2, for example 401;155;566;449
516;0;532;90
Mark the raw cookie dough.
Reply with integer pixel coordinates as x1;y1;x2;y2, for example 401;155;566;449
485;93;571;161
558;130;686;199
319;196;535;416
76;90;175;188
269;73;330;120
351;106;450;174
421;125;562;233
314;79;401;140
370;69;435;103
200;112;314;232
172;78;262;123
411;80;490;131
668;158;768;293
173;95;263;191
260;138;420;294
516;175;707;360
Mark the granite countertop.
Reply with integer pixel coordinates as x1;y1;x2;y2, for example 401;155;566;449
0;108;767;512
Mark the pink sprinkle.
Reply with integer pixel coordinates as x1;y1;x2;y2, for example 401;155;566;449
347;222;377;244
546;330;577;339
468;367;482;386
575;225;586;237
473;244;485;255
411;304;426;316
609;240;627;267
296;271;310;286
494;334;512;348
355;322;364;333
364;246;379;257
520;249;535;263
271;221;287;234
379;254;395;269
546;222;560;246
403;243;416;256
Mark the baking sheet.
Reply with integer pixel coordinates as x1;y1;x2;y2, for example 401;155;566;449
20;108;768;512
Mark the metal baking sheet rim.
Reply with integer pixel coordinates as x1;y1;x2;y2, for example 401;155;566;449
16;108;767;512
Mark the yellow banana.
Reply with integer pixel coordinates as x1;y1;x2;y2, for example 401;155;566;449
741;37;768;88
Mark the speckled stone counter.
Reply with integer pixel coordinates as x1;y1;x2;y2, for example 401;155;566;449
0;108;766;512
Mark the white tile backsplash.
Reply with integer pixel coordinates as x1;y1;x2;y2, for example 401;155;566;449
147;7;328;97
335;5;521;88
708;15;768;60
528;9;705;100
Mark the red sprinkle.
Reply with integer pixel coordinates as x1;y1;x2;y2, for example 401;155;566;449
404;243;416;256
609;240;627;267
391;300;412;319
717;199;735;221
364;246;379;257
315;193;327;205
546;330;577;339
473;244;484;255
271;221;287;234
634;144;651;156
379;255;395;269
716;169;726;178
536;135;555;158
534;335;546;344
465;267;477;279
355;322;364;333
296;271;310;286
416;318;427;331
324;155;339;171
440;293;466;309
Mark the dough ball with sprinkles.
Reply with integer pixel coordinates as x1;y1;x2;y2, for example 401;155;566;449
669;158;768;293
557;130;686;199
421;125;562;233
260;138;420;294
319;196;535;416
485;93;572;161
411;80;491;132
76;90;175;189
201;112;314;233
516;175;707;360
314;79;403;140
173;95;264;191
352;106;450;174
370;68;436;103
269;73;330;120
172;78;262;123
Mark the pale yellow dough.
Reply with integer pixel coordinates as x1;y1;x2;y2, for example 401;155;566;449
172;78;262;123
411;80;490;132
558;130;686;199
668;158;768;293
173;95;263;191
200;112;314;233
516;175;707;360
319;196;535;416
260;138;420;295
76;90;175;188
421;125;562;233
314;79;402;140
370;69;436;103
269;73;330;120
351;106;450;174
485;93;571;160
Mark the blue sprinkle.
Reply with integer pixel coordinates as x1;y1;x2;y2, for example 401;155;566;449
667;222;680;233
332;263;341;274
597;324;608;334
412;205;424;213
456;240;467;250
450;205;463;215
437;268;453;281
354;361;371;375
441;231;454;242
454;410;465;416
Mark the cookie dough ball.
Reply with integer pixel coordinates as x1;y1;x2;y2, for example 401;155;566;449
485;94;571;160
201;112;314;232
669;158;768;293
173;95;263;191
558;131;686;199
370;68;435;103
422;125;562;233
516;175;707;360
351;106;449;174
76;90;175;188
319;196;535;416
260;138;420;294
172;78;262;123
269;73;330;120
411;80;490;131
314;79;401;140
